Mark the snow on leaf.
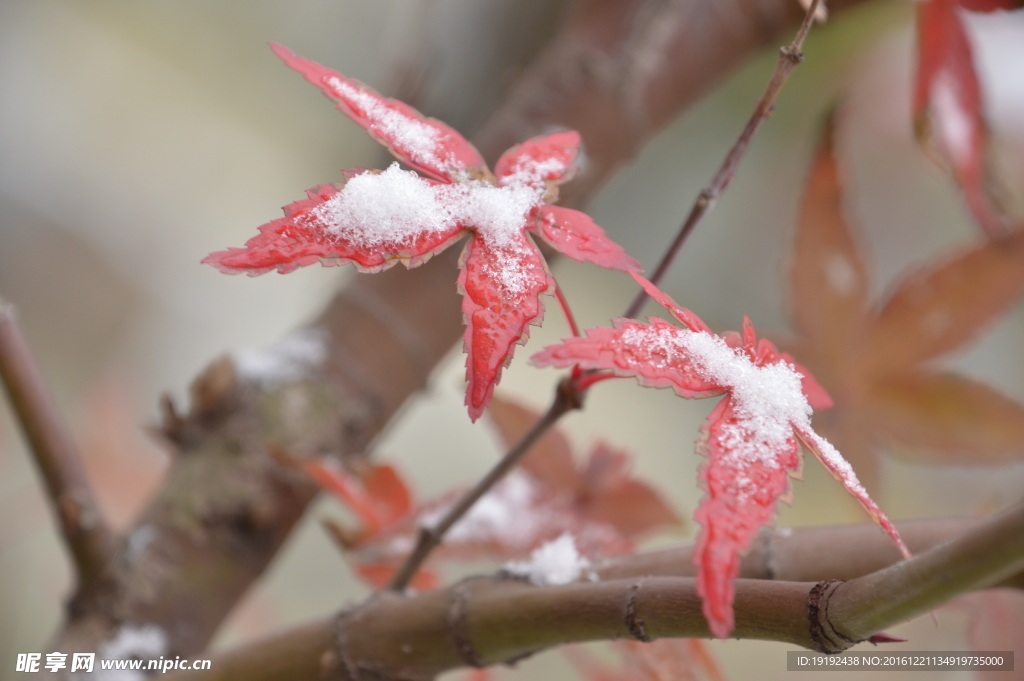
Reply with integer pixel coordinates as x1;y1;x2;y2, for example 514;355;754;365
206;46;640;421
529;319;724;399
913;0;1016;238
269;43;486;182
202;176;467;275
531;274;907;638
494;130;581;190
786;119;1024;487
694;397;801;638
459;235;554;420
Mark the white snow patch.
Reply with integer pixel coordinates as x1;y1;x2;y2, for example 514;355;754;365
501;156;568;189
313;164;540;249
234;329;328;385
619;325;813;470
326;77;455;172
505;532;591;586
84;624;167;681
310;163;546;293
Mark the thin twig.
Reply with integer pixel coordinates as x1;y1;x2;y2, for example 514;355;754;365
624;0;824;319
386;0;828;591
387;380;582;590
0;299;114;585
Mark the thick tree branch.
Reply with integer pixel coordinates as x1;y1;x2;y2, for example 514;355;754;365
165;509;1024;681
0;299;114;590
822;502;1024;651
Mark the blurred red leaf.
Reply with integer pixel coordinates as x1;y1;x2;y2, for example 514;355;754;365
578;442;681;539
532;273;907;638
310;398;681;588
487;396;681;539
205;44;639;421
960;589;1024;681
914;0;1021;237
787;120;1024;490
304;459;412;539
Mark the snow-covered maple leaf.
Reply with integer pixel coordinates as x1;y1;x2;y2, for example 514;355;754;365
204;44;640;420
914;0;1023;237
787;119;1024;492
531;272;909;639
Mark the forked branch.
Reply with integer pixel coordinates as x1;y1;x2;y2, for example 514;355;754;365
0;299;114;587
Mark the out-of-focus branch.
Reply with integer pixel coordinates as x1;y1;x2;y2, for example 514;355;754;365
0;299;114;591
165;509;1024;681
50;0;876;662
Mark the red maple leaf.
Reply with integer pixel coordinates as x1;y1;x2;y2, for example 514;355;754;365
204;44;640;420
303;458;440;590
914;0;1023;237
787;119;1024;493
531;272;909;638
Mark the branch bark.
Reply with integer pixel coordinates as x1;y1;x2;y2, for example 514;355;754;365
164;510;1024;681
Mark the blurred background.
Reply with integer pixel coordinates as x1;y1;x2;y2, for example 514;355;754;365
1;1;1023;679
